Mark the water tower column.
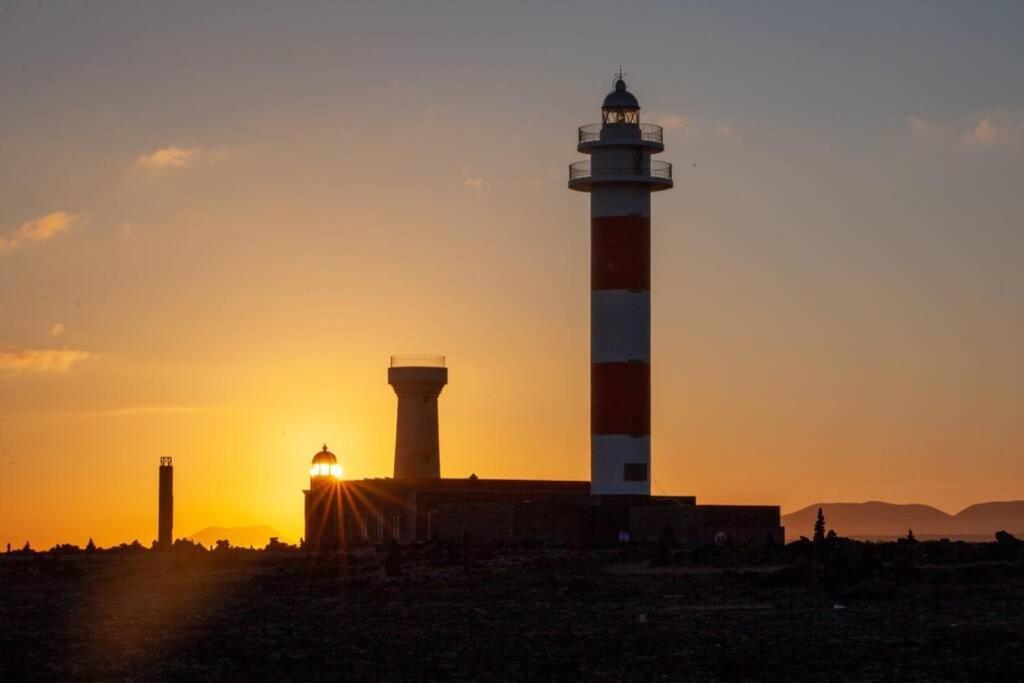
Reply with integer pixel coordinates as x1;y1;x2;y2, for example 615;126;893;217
388;356;447;479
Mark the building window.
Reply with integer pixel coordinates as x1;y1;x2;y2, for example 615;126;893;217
391;513;401;541
623;463;648;481
374;515;384;542
360;514;369;541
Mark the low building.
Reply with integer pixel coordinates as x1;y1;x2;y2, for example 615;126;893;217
304;468;782;549
337;477;590;546
303;354;784;550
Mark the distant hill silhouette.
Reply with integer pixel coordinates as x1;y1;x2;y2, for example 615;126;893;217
187;525;287;549
783;501;1024;540
953;502;1024;535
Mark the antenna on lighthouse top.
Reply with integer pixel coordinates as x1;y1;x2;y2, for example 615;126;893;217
615;66;626;84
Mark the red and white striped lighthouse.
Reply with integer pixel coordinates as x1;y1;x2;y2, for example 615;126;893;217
569;73;673;495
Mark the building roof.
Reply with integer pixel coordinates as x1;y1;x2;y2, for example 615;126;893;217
344;477;590;496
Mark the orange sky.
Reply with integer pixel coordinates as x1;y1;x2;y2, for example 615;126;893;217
1;3;1022;548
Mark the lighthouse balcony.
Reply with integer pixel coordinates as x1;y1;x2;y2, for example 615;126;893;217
567;159;673;192
577;123;665;153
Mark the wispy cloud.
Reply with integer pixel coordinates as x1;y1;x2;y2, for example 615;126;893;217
39;404;221;419
961;113;1019;147
906;114;939;136
94;405;215;417
649;113;689;132
0;347;91;373
463;177;484;191
50;323;65;337
907;109;1021;148
0;211;82;254
646;113;738;141
136;145;201;171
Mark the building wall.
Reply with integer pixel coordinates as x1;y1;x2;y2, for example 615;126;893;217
695;505;785;545
629;501;699;542
304;480;345;550
314;479;782;549
336;479;589;546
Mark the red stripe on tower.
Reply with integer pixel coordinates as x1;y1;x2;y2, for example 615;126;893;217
592;216;651;290
591;362;651;434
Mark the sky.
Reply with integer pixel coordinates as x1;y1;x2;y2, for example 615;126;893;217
1;1;1022;548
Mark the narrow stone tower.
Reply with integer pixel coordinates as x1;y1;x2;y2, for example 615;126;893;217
158;456;173;546
569;72;673;495
388;355;447;479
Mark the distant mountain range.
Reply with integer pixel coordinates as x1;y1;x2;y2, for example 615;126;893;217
782;501;1024;540
186;525;289;549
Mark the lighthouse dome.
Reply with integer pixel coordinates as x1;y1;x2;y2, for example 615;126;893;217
602;78;639;110
311;444;337;465
309;444;343;478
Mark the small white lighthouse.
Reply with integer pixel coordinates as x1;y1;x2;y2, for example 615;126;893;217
569;72;673;495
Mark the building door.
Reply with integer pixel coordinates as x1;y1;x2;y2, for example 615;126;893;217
427;510;440;541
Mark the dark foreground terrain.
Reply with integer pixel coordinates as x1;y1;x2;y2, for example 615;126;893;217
2;538;1023;680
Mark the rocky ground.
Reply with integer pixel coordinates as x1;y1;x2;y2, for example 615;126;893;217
2;540;1023;680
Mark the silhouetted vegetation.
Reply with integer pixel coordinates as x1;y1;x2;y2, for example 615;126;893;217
264;536;298;552
813;506;826;543
995;530;1020;545
172;538;207;553
48;543;82;554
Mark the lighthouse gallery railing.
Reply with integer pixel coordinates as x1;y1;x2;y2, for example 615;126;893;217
568;159;673;182
578;123;664;145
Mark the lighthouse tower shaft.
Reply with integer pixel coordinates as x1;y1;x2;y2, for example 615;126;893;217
569;76;673;495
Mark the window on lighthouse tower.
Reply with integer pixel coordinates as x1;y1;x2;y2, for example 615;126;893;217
603;107;639;125
309;462;343;477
